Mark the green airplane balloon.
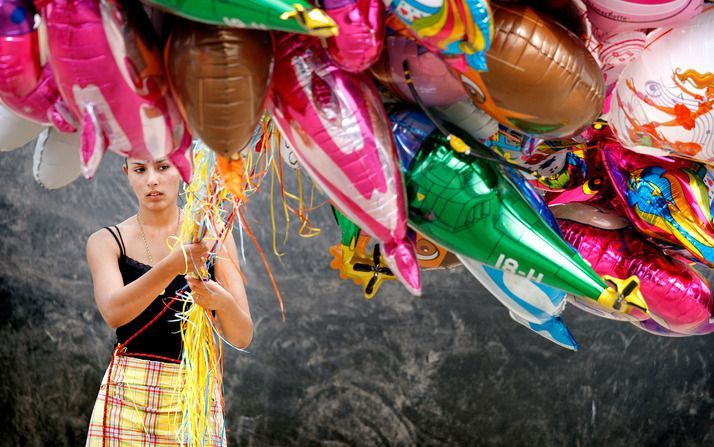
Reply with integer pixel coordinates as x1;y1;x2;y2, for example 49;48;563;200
389;108;648;316
145;0;337;36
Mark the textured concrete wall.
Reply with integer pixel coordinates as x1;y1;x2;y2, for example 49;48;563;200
1;143;713;447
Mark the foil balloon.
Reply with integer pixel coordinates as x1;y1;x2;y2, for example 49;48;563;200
414;234;460;270
559;219;713;333
601;143;714;266
455;3;605;138
0;0;74;130
609;8;714;161
0;103;45;151
432;99;497;140
584;0;703;37
324;0;385;72
329;207;396;299
389;108;649;315
458;256;578;351
550;203;631;230
142;0;337;36
166;22;273;157
370;35;467;107
269;33;421;295
40;0;192;180
32;127;81;189
596;31;647;87
383;0;493;72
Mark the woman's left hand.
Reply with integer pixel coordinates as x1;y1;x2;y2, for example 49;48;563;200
185;275;232;311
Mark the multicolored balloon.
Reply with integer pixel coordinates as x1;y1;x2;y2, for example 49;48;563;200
0;0;74;131
142;0;338;36
602;143;714;266
370;35;467;107
324;0;385;72
384;0;493;72
584;0;703;37
0;102;45;151
166;21;273;157
432;99;497;140
559;219;713;333
269;33;420;295
455;4;605;138
609;8;714;162
390;108;649;315
40;0;192;180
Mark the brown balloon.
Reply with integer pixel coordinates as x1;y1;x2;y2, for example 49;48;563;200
457;3;604;138
166;20;273;156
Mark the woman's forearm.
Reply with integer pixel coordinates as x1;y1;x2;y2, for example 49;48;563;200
215;299;253;349
104;257;181;328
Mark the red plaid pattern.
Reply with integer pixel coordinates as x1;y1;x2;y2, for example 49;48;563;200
86;355;225;446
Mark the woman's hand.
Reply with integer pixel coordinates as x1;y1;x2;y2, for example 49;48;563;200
166;240;213;275
185;276;233;311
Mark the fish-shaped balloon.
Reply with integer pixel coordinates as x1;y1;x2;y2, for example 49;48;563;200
269;33;420;295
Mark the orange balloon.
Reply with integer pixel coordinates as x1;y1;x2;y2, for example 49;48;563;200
166;21;273;156
456;4;605;138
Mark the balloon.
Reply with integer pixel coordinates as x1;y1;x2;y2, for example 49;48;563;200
384;0;493;72
0;0;74;130
0;103;46;151
584;0;703;37
550;203;631;230
601;143;714;266
389;108;648;315
559;219;713;333
142;0;337;36
459;256;578;351
40;0;192;181
277;132;300;170
596;31;646;87
324;0;385;72
370;35;467;107
414;234;461;270
269;33;420;295
32;127;81;189
609;8;714;162
166;21;273;157
530;151;590;192
455;4;605;138
329;207;395;299
432;99;497;140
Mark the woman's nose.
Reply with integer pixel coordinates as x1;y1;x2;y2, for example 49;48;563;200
146;168;159;185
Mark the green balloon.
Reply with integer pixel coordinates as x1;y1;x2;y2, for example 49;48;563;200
404;131;609;301
332;206;361;247
145;0;337;36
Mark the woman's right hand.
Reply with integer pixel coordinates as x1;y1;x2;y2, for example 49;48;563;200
167;239;213;275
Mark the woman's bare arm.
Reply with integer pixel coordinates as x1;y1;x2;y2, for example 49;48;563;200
86;229;209;328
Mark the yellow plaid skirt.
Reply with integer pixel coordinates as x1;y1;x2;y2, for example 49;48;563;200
85;355;226;446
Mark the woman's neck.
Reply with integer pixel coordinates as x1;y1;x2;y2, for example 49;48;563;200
136;206;180;230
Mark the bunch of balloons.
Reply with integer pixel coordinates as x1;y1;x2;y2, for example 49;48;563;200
2;0;714;349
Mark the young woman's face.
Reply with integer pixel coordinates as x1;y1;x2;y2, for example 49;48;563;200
124;158;182;209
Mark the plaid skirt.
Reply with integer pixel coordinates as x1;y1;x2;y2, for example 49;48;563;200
86;354;226;446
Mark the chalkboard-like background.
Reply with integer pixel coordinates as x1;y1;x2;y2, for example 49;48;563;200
1;142;713;447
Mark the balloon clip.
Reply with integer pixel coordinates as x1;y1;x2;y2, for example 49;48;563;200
600;275;649;314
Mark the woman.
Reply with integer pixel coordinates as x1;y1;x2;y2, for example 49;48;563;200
85;157;252;446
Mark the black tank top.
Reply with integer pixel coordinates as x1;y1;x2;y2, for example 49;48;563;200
104;226;213;362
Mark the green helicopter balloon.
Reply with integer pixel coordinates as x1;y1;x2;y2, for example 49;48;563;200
144;0;337;36
389;108;649;316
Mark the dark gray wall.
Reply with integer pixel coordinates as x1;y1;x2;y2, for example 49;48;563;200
1;142;713;447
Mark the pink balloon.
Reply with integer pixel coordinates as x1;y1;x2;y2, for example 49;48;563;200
39;0;192;181
0;0;74;131
584;0;704;37
371;35;466;107
324;0;385;72
269;33;421;295
559;219;713;333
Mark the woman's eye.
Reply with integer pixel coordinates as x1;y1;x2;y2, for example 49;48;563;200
133;168;144;173
159;165;170;171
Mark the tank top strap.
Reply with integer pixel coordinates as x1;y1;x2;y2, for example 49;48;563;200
104;226;126;257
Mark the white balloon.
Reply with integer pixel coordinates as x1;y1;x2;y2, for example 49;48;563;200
33;128;82;189
0;104;47;152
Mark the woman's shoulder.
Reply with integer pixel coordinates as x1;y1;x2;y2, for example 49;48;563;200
87;216;136;246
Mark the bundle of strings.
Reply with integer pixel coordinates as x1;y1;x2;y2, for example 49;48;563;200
174;143;235;446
